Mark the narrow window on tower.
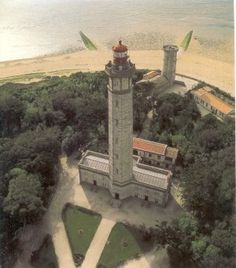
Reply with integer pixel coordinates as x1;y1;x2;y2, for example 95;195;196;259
116;168;119;174
115;119;118;126
115;154;119;159
109;78;112;88
115;100;118;107
115;137;118;144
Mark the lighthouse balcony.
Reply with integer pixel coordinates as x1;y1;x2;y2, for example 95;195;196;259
105;62;135;77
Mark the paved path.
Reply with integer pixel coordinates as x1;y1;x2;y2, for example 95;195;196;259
81;218;115;268
52;222;75;268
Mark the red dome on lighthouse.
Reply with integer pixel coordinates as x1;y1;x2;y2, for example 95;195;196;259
112;40;129;66
112;40;128;53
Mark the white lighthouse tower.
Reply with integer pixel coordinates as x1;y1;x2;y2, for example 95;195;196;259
105;41;135;200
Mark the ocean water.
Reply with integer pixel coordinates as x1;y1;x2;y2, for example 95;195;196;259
0;0;234;62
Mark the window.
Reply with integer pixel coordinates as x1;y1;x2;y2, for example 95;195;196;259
115;154;119;159
116;168;119;174
115;119;118;126
113;79;120;90
115;137;118;144
115;100;118;107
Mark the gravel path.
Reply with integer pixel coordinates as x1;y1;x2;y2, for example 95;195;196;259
52;222;75;268
81;218;115;268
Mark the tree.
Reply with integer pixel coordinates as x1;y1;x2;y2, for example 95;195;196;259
171;134;189;157
209;222;234;258
0;94;25;135
44;110;66;127
3;168;45;225
2;127;62;185
62;126;82;155
154;214;198;268
181;151;234;224
23;105;42;129
197;129;223;152
194;114;220;134
157;103;174;131
202;244;235;268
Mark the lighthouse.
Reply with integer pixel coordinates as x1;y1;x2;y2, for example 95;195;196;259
79;41;172;207
105;41;135;199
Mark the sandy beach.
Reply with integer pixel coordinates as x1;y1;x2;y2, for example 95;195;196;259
0;48;234;96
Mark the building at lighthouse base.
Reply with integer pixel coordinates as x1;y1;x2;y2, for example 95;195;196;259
79;150;172;207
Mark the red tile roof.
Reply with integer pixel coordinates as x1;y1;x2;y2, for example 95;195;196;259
112;41;128;53
133;138;167;155
192;87;234;115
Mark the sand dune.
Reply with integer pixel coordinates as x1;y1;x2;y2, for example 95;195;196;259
0;49;234;96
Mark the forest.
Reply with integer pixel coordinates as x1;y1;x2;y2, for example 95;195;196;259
0;71;235;267
139;89;235;267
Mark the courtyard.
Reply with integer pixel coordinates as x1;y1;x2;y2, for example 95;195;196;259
16;156;182;268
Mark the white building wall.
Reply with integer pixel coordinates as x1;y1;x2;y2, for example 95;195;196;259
111;183;134;200
80;168;110;189
132;184;167;205
79;166;169;206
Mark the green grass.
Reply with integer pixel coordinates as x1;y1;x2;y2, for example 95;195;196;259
62;204;102;266
31;234;58;268
0;72;46;84
98;223;142;268
0;69;77;85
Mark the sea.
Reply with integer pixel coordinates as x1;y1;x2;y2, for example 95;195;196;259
0;0;234;62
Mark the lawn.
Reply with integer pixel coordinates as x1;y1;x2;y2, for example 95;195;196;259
98;223;143;268
62;204;102;266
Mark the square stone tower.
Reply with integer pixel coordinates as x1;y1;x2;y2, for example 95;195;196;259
105;41;135;198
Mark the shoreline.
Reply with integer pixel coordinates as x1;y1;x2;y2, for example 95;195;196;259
0;49;234;96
